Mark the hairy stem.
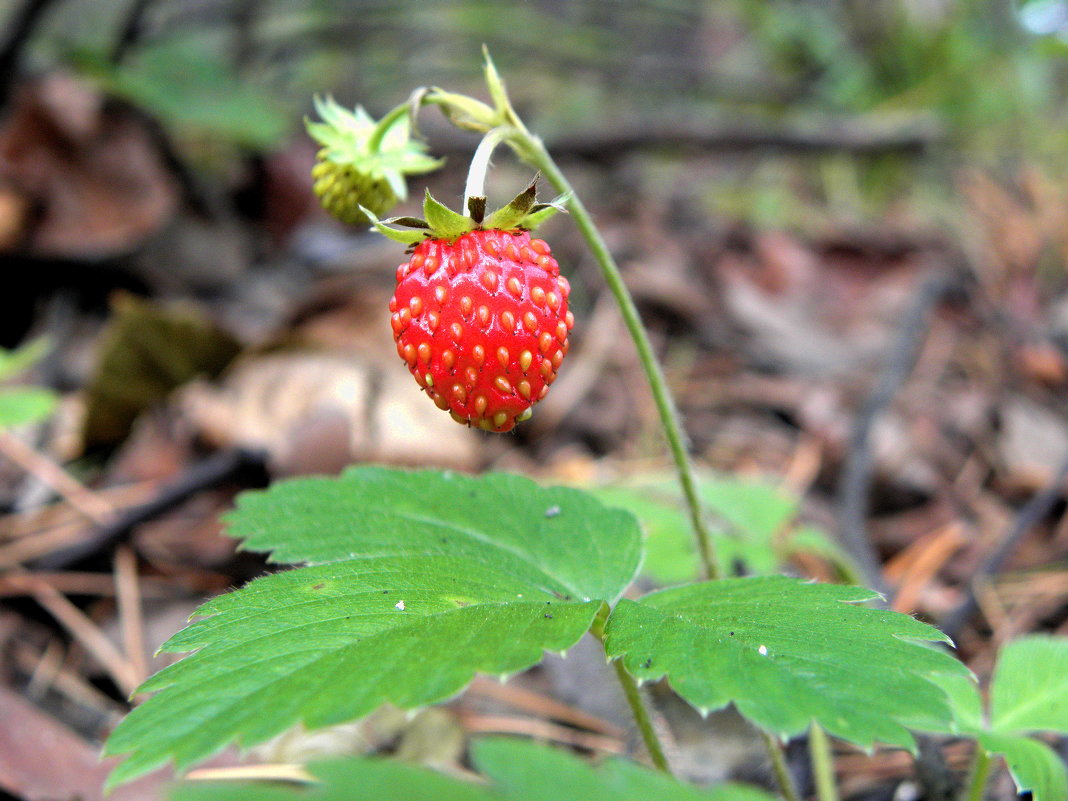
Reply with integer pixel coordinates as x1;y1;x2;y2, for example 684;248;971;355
510;133;720;579
810;725;838;801
760;730;801;801
960;747;991;801
612;659;672;773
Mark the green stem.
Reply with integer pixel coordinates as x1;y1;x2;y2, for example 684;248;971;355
760;730;801;801
366;102;411;152
960;747;991;801
510;133;720;580
612;659;672;774
810;724;838;801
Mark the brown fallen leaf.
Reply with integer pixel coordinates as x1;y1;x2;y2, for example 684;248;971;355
0;73;179;258
179;350;481;475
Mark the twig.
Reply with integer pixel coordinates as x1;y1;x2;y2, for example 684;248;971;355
836;272;951;596
0;431;114;525
0;0;62;110
455;710;626;756
31;447;268;571
940;452;1068;640
8;570;140;695
114;545;147;685
467;675;626;738
109;0;158;65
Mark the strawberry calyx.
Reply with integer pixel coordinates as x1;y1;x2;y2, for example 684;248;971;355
362;177;568;248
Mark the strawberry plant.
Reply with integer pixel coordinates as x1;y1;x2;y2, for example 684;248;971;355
101;53;1067;801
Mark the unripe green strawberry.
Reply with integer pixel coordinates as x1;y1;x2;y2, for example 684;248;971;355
368;180;571;432
311;156;397;225
305;96;441;226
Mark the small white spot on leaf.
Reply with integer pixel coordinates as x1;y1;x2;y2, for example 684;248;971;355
395;600;406;611
544;505;561;518
758;644;768;656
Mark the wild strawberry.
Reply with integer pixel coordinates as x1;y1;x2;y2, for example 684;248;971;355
305;96;441;226
369;181;571;432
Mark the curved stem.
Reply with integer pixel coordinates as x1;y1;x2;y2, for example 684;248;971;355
463;127;512;213
760;730;801;801
960;747;991;801
509;134;720;579
612;659;672;774
810;724;838;801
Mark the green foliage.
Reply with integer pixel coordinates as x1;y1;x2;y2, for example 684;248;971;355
170;737;775;801
592;474;853;583
79;36;290;150
104;467;642;787
0;339;57;430
936;635;1068;801
603;576;968;749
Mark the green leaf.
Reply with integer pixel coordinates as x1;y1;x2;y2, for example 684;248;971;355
979;732;1068;801
84;36;289;149
0;387;58;429
700;479;797;540
0;337;50;381
593;485;699;583
105;468;642;787
170;737;773;801
591;473;830;583
990;635;1068;735
422;190;475;240
927;672;984;734
474;737;777;801
604;576;968;749
170;754;496;801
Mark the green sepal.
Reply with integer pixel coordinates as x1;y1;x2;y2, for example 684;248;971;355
423;190;477;239
428;87;500;133
483;178;538;230
361;207;431;246
519;195;570;229
482;46;512;119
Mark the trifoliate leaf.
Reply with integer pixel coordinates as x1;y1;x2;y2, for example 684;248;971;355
0;387;58;429
170;737;773;801
604;576;968;749
979;732;1068;801
990;635;1068;735
105;468;642;787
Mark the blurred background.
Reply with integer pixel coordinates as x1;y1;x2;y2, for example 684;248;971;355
2;1;1068;799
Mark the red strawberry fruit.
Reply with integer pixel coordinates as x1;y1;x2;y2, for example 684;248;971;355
368;181;571;432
